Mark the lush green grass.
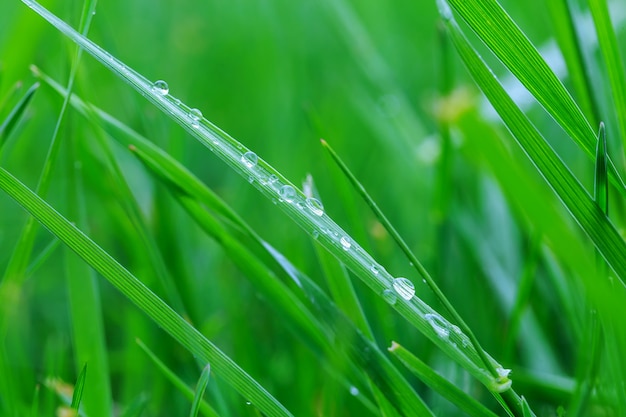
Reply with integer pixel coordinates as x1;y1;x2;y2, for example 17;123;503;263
1;0;626;415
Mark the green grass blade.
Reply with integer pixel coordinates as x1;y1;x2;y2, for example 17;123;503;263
70;364;87;410
587;0;626;153
135;339;219;417
23;0;514;397
0;167;294;417
595;122;608;213
321;138;497;377
118;394;149;417
545;0;599;125
65;125;112;417
0;81;39;149
389;341;500;417
440;4;626;287
442;0;626;195
190;364;212;417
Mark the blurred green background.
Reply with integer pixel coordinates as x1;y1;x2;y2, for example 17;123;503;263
1;0;623;415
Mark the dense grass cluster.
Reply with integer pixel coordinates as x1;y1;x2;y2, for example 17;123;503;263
1;0;625;416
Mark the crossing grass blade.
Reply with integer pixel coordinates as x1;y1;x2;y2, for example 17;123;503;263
389;341;500;417
439;3;626;288
24;3;519;403
190;364;212;417
0;166;294;417
442;0;626;195
587;0;626;153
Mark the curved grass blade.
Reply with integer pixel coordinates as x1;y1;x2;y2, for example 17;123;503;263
136;339;219;417
587;0;626;152
0;81;39;149
442;0;626;195
0;167;293;417
23;0;514;397
190;364;212;417
389;342;499;417
440;3;626;287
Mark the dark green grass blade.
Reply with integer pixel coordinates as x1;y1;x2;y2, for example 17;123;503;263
0;167;294;417
136;339;219;417
389;341;499;417
0;82;39;149
321;138;497;377
190;364;212;417
440;5;626;287
443;0;626;194
588;0;626;152
70;364;87;410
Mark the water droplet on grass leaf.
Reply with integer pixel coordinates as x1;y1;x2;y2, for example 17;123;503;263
241;151;258;169
382;289;397;305
152;80;169;95
340;236;351;251
392;277;415;300
306;198;324;216
279;185;296;202
424;313;450;339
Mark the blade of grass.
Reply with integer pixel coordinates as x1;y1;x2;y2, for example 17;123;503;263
320;138;498;378
23;0;514;398
595;122;608;212
545;0;599;126
439;1;626;288
389;341;500;417
0;81;39;150
135;339;219;417
442;0;626;195
64;116;112;417
587;0;626;154
0;166;294;417
190;364;212;417
70;364;87;410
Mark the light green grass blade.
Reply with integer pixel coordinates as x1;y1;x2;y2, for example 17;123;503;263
587;0;626;153
442;0;626;194
136;339;219;417
389;341;499;417
440;3;626;287
70;364;87;410
0;81;39;149
545;0;598;125
190;364;212;417
0;167;293;417
23;0;515;398
118;393;149;417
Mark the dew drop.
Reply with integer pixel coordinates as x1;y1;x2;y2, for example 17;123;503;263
382;289;397;305
392;277;415;300
241;151;258;169
268;174;278;185
370;265;379;275
248;176;254;183
296;201;305;210
306;198;324;216
279;185;296;202
312;230;319;239
151;80;169;95
424;313;450;339
189;108;202;128
340;236;352;251
349;386;359;396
